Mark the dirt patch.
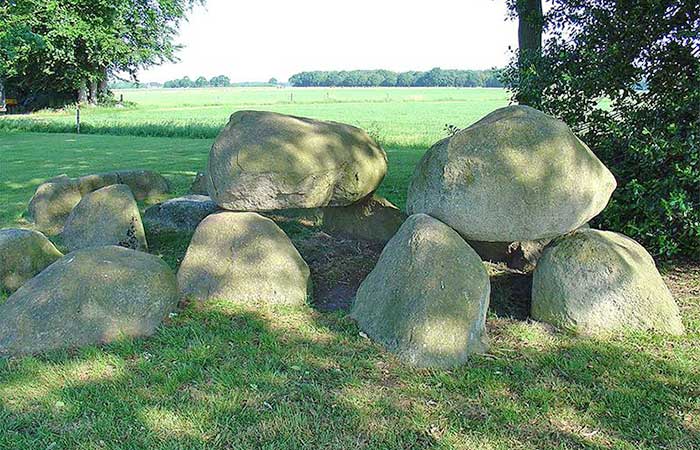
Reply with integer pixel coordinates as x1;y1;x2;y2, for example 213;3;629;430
292;231;384;312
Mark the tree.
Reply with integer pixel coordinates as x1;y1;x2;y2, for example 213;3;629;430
501;0;700;259
268;77;278;85
509;0;543;106
209;75;231;87
0;0;203;108
195;76;209;88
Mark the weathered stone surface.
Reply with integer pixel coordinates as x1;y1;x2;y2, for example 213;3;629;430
143;195;219;234
27;175;82;235
260;208;325;227
62;184;147;252
206;110;388;210
407;105;616;242
178;211;310;305
188;172;208;195
351;214;490;368
0;229;62;293
0;246;178;355
322;194;406;243
27;170;170;235
532;229;684;335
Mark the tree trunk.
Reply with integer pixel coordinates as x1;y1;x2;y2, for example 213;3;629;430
77;84;88;104
89;80;98;105
0;78;6;112
516;0;543;106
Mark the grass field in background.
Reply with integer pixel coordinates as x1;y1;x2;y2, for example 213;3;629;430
0;87;510;148
0;90;699;449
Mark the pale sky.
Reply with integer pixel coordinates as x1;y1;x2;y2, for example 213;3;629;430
138;0;518;83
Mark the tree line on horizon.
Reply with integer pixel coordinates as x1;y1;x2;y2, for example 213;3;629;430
288;68;503;88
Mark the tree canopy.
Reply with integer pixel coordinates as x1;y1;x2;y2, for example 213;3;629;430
288;68;503;88
0;0;202;107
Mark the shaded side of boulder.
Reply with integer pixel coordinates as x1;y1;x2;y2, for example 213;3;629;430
351;213;490;368
0;246;178;355
61;184;147;252
27;175;82;235
407;105;616;242
207;110;388;211
114;170;170;201
322;194;406;244
532;229;684;335
261;208;325;228
177;211;310;305
188;172;209;195
0;229;62;293
144;195;220;235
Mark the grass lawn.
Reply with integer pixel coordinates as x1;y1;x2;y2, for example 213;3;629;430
0;107;699;448
0;87;510;148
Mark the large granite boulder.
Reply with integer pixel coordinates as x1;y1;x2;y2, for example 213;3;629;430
350;214;490;368
0;229;62;293
178;211;310;305
406;105;617;242
532;229;684;335
143;195;219;235
27;170;170;235
27;175;82;235
322;194;406;244
206;110;388;211
62;184;147;252
0;246;178;355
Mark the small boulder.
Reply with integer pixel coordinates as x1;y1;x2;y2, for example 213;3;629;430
407;105;617;242
62;184;147;252
207;110;388;211
27;170;170;235
322;194;406;243
178;211;310;305
0;229;62;293
351;214;490;368
532;229;684;335
0;246;178;355
143;195;220;234
188;172;208;195
27;175;82;235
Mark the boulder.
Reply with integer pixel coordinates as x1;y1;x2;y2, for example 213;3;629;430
177;211;310;305
406;105;617;242
0;229;62;293
322;194;406;243
261;208;325;227
143;195;220;234
531;229;684;335
27;170;170;235
188;172;208;195
350;214;490;368
206;110;388;211
0;246;178;355
61;184;147;252
27;175;82;235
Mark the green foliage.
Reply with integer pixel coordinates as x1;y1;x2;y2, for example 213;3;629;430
0;0;202;106
289;68;503;88
502;0;700;259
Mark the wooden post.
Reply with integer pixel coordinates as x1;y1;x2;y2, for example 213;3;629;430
76;105;80;134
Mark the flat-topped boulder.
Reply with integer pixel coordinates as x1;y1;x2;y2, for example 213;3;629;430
351;214;490;368
206;110;388;211
0;228;62;293
62;184;147;251
144;195;220;235
177;211;310;305
407;105;616;242
532;229;684;335
0;246;178;355
322;194;406;244
27;169;170;235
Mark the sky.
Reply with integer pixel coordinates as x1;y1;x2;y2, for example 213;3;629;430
137;0;519;83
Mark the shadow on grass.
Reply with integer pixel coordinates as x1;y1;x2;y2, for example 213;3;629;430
0;298;697;449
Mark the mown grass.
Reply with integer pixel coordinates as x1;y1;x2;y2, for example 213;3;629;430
1;97;699;449
0;87;510;148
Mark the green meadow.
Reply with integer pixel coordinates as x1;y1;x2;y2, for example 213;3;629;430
0;88;698;449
